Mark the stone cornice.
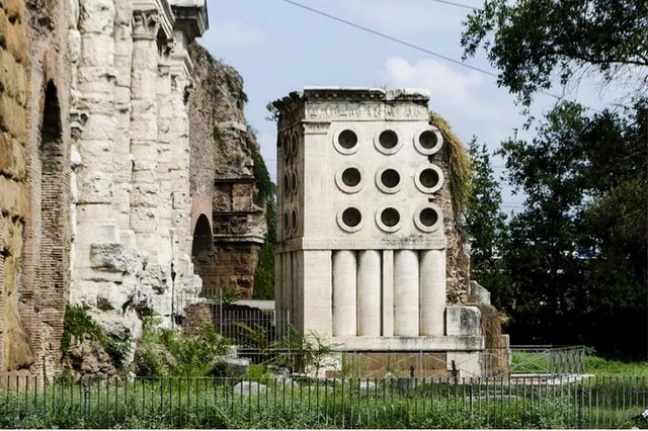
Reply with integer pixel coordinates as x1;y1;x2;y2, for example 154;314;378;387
275;87;430;107
170;0;209;40
277;236;447;252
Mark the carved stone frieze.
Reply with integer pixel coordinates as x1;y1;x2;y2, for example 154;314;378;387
305;102;429;121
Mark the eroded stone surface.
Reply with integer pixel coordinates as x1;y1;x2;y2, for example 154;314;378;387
188;44;266;300
69;0;208;342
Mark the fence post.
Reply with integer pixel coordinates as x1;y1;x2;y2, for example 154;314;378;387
577;382;584;429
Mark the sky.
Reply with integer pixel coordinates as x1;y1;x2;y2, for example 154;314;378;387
197;0;628;212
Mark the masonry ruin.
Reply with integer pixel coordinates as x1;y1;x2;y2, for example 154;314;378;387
0;0;268;376
274;88;493;378
1;1;499;379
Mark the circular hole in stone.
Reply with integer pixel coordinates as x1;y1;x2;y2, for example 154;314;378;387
341;167;361;187
283;173;291;196
291;132;299;157
338;130;358;149
291;210;298;230
342;207;362;227
419;168;440;189
379;130;399;149
380;207;400;227
291;171;299;194
419;130;438;150
419;207;439;227
380;169;401;189
283;213;290;232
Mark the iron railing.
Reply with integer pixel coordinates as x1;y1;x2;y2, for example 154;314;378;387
507;345;586;375
1;374;647;429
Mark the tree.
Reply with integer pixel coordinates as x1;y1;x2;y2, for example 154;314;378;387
464;139;511;305
498;100;647;356
462;0;648;105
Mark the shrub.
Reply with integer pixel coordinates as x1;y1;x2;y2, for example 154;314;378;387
131;317;232;377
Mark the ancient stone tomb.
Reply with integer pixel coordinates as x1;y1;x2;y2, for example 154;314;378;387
274;88;485;377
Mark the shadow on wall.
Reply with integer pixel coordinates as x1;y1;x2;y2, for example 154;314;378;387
191;214;217;297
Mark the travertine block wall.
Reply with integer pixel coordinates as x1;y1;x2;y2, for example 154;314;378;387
1;0;73;375
69;0;206;338
0;0;31;374
274;88;482;364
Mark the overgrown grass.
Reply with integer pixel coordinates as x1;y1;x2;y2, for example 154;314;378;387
585;356;648;376
0;377;603;429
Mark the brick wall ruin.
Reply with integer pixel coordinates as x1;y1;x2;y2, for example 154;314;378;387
0;0;271;374
188;43;266;300
0;0;72;375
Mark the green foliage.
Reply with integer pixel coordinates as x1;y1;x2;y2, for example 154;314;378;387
238;89;248;105
253;241;275;300
131;318;231;377
461;0;647;357
61;305;131;370
251;146;276;205
461;0;648;105
265;102;279;122
496;100;647;356
272;326;340;375
464;139;511;304
243;363;273;380
251;145;277;300
585;355;648;376
0;376;628;429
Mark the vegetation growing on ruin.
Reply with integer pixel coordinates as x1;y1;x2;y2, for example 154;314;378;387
429;111;472;218
61;305;131;370
130;317;230;377
251;127;277;300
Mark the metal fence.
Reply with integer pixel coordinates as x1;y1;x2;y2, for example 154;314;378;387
508;345;586;375
1;374;647;428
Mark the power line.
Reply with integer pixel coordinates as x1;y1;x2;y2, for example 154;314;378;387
278;0;601;112
279;0;498;78
425;0;479;11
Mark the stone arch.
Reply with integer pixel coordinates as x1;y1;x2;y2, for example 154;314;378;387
36;80;70;363
192;214;213;258
191;214;218;298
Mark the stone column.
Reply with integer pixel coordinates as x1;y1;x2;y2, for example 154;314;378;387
301;250;332;336
393;250;419;336
357;250;381;336
72;0;118;292
381;250;394;336
168;36;200;305
332;250;357;337
112;0;134;236
419;249;446;336
156;41;174;266
284;251;293;322
129;9;161;254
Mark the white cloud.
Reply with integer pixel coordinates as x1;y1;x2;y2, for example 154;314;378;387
334;0;470;35
378;57;482;107
377;56;523;149
204;21;267;49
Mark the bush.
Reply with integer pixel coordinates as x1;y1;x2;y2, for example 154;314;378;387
61;305;131;371
131;318;232;377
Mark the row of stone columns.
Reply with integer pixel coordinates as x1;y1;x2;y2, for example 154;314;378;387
332;249;446;337
70;0;202;329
